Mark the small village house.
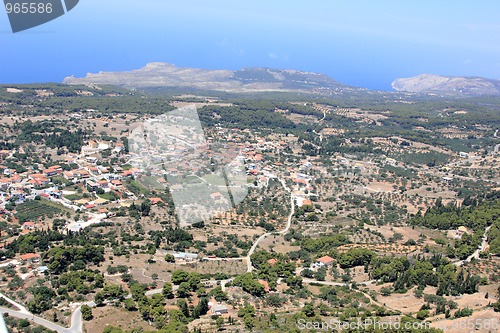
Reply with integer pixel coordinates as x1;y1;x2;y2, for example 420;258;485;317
315;256;335;267
20;253;40;263
211;304;228;316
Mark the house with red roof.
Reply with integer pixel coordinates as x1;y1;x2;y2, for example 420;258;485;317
258;280;270;292
121;170;133;177
43;169;59;177
63;171;76;180
267;258;278;266
78;170;90;178
88;166;99;174
10;174;21;183
149;198;164;205
210;192;222;201
316;256;335;267
28;173;45;180
293;178;307;185
301;199;312;207
156;178;167;184
0;179;9;190
88;140;98;149
22;222;35;230
20;253;40;263
96;179;109;188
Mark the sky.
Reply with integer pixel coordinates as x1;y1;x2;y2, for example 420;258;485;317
0;0;499;90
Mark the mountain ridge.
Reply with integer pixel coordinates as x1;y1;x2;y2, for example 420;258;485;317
63;63;362;95
392;73;500;96
63;63;500;97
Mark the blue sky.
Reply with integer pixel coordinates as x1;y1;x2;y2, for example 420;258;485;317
1;0;499;90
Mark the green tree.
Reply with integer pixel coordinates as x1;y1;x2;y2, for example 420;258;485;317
302;303;315;317
162;282;174;298
176;282;191;298
81;305;93;320
243;313;254;329
124;299;136;311
266;294;286;307
192;297;209;319
216;316;224;329
94;292;105;306
177;299;190;318
380;287;392;296
237;305;255;317
416;309;429;320
210;286;228;302
172;270;189;285
493;301;500;312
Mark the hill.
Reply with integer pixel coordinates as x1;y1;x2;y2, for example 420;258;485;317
392;74;500;97
63;63;363;95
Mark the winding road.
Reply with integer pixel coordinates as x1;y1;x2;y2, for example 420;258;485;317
299;279;403;313
0;291;83;333
245;179;295;272
454;225;492;267
0;175;295;332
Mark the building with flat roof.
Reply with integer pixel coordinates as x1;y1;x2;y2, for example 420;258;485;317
211;304;228;316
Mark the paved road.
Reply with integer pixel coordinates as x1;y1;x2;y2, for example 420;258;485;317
454;225;491;267
145;279;235;295
202;257;245;261
144;284;179;297
302;279;375;287
443;155;481;168
0;292;29;314
0;306;81;333
69;307;82;333
0;291;83;333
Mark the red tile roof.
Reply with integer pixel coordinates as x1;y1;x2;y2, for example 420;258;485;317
257;280;270;292
267;258;278;266
316;256;335;264
149;198;164;204
20;253;40;260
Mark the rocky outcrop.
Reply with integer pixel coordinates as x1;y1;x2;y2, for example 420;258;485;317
63;63;351;94
392;74;500;96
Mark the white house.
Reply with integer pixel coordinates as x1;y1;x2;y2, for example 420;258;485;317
212;304;228;316
315;256;335;267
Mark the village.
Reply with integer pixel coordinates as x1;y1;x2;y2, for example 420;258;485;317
0;87;499;332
